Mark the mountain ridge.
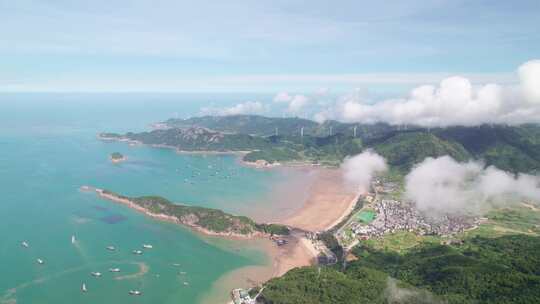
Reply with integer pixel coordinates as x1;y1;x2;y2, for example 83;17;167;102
102;115;540;173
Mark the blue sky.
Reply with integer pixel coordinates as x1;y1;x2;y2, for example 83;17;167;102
0;0;539;92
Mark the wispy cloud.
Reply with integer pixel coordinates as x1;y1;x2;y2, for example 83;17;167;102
0;1;538;92
0;72;516;93
200;101;268;116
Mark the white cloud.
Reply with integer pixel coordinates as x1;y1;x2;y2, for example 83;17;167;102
287;95;309;113
314;87;330;96
324;60;540;127
1;72;516;93
313;112;329;123
341;150;388;192
273;92;310;113
273;91;293;103
519;60;540;104
200;101;268;116
273;92;311;114
405;156;540;215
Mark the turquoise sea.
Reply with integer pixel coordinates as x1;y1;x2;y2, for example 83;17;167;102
0;94;299;304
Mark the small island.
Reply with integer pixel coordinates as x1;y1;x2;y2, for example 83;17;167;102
110;152;126;163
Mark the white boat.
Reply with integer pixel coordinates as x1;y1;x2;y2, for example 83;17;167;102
109;268;121;272
106;245;116;251
142;244;153;249
90;272;102;277
129;290;142;296
81;283;87;292
183;282;189;286
71;235;76;244
21;241;29;248
132;250;143;255
37;258;44;265
172;263;181;267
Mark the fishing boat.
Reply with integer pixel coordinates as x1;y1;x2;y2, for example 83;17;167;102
71;235;76;244
132;250;143;255
81;283;87;292
37;258;44;265
128;290;142;296
142;244;153;249
183;282;189;286
90;272;102;277
109;268;121;272
21;241;29;248
106;245;116;251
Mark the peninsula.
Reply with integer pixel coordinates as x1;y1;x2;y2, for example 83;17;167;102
90;187;290;238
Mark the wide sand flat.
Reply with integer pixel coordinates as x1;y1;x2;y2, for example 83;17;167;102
202;167;359;303
281;168;358;232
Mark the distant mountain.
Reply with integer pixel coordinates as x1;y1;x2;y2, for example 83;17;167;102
164;115;399;138
103;115;540;173
165;115;319;137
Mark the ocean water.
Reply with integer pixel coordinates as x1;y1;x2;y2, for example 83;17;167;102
0;93;294;304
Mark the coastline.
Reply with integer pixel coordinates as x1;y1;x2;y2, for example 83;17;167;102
84;166;356;303
199;232;317;304
99;134;321;169
199;168;358;304
280;168;359;232
96;135;359;302
110;156;127;163
99;134;251;157
88;187;264;239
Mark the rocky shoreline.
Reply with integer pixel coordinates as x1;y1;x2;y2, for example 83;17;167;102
84;186;265;239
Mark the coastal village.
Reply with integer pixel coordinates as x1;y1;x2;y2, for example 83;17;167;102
335;178;484;250
227;174;489;303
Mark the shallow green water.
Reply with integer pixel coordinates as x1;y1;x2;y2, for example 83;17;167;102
0;94;289;304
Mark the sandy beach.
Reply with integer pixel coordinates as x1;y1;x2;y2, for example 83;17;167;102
202;166;358;303
89;164;357;303
280;168;358;232
200;233;317;304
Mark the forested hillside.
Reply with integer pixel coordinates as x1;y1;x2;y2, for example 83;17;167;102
260;235;540;304
102;115;540;173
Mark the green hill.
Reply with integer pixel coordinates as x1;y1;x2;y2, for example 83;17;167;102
105;127;272;151
371;132;471;171
165;115;319;137
260;235;540;304
100;190;289;236
102;115;540;174
435;125;540;173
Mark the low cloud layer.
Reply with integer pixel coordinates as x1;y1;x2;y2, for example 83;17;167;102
200;101;267;116
273;92;310;113
405;156;540;215
317;60;540;127
342;150;387;192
